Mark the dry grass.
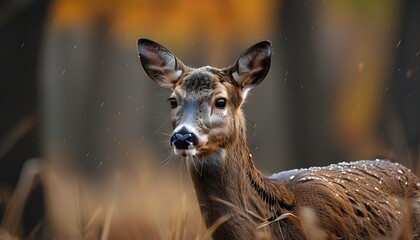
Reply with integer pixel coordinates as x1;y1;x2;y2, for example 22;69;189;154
0;148;207;240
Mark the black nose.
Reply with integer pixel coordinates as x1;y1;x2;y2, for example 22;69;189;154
170;127;198;149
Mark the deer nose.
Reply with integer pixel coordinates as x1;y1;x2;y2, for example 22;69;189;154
170;127;198;149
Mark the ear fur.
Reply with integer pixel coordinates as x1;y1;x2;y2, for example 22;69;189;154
228;41;272;91
137;38;186;88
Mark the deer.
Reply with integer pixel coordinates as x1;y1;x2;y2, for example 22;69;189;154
137;38;420;240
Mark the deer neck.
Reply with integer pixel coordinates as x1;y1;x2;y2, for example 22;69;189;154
187;123;296;237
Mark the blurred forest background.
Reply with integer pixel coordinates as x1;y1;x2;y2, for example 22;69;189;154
0;0;419;239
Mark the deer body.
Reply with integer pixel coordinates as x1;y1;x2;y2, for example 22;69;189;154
137;39;420;239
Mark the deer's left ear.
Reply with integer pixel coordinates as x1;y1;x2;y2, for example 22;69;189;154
228;41;272;91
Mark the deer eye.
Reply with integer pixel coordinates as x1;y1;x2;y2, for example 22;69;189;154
168;98;178;109
215;98;227;109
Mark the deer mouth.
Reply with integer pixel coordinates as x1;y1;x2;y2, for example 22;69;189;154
172;141;210;157
174;148;197;157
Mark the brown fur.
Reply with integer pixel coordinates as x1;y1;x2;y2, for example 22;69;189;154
137;38;420;240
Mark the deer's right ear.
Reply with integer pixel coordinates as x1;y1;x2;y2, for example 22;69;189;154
137;38;185;88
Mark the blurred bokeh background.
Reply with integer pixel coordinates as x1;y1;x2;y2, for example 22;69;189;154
1;0;419;239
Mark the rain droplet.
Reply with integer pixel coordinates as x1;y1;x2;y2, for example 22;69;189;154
96;161;103;169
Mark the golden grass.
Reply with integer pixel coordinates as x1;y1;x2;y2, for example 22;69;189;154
0;149;206;240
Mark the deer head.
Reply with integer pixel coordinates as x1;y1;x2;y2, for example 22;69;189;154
137;39;271;159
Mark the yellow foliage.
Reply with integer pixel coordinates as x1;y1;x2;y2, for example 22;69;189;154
50;0;278;46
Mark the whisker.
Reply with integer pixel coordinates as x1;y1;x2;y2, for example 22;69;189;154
178;154;184;171
178;156;188;190
160;152;177;168
159;140;173;152
194;154;204;177
154;119;172;138
155;130;172;137
149;116;172;142
154;118;172;136
148;113;170;129
243;113;257;129
188;155;200;175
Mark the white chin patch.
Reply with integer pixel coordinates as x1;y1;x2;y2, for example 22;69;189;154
174;148;197;157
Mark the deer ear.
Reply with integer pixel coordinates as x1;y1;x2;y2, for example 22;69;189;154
137;38;185;88
229;41;272;91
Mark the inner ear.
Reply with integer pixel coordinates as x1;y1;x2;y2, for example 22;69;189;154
229;41;272;89
137;38;186;88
